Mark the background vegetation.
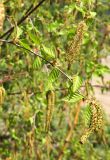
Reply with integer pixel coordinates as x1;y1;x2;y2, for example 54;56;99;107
0;0;110;159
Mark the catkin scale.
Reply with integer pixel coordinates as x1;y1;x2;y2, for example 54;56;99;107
80;128;92;144
45;90;55;133
0;2;5;31
94;102;103;131
80;97;103;144
67;21;87;64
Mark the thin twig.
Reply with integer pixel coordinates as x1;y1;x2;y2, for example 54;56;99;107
0;0;47;39
25;4;34;15
0;72;28;84
0;39;72;82
7;83;110;96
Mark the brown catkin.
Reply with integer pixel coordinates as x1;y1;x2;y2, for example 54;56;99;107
89;97;103;131
26;128;35;156
0;2;5;31
22;91;33;120
80;96;103;144
67;21;87;64
45;90;55;133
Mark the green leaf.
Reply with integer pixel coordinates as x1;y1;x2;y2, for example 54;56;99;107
63;92;84;103
75;5;85;16
45;68;59;91
16;26;23;39
72;75;83;92
65;3;75;14
41;45;55;60
19;39;31;50
33;57;42;69
89;11;96;18
48;68;59;83
47;21;62;32
28;31;40;45
83;105;92;126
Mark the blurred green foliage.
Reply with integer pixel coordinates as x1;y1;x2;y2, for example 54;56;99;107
0;0;110;159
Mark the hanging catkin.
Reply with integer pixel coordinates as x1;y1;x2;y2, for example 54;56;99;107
0;2;5;31
22;91;33;120
80;96;103;144
80;128;92;144
45;90;55;133
67;21;87;64
0;87;5;105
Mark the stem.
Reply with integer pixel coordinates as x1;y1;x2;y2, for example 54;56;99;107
0;39;72;82
0;0;47;39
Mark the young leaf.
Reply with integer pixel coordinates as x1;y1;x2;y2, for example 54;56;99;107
48;68;59;83
83;105;92;126
33;57;42;69
19;39;31;50
41;45;55;60
16;26;23;39
28;31;40;45
72;75;83;92
63;91;84;103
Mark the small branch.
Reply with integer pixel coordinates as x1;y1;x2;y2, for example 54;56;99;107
89;84;110;89
0;75;13;84
55;66;72;82
0;41;109;89
7;84;110;97
0;0;47;39
0;72;28;84
0;39;72;82
25;4;34;15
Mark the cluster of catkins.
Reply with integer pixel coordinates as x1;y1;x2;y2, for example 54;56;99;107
67;21;87;64
0;2;5;31
80;96;103;144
